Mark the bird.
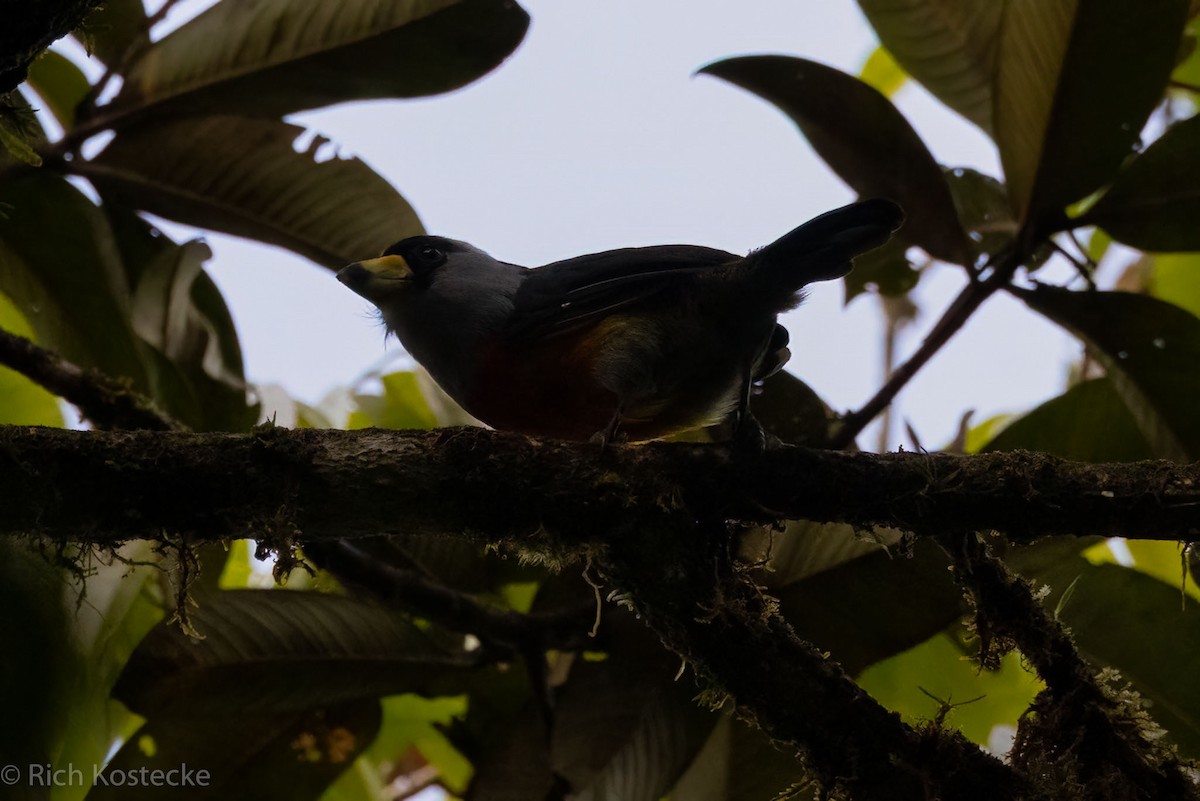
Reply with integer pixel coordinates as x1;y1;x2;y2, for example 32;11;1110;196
337;198;903;446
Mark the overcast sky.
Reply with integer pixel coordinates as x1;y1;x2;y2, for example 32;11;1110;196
131;0;1085;450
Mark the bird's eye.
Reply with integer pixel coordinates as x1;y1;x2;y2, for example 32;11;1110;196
418;245;443;263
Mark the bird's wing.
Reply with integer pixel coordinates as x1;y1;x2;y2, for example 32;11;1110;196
504;245;736;341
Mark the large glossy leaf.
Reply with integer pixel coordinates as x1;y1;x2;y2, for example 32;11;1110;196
1079;115;1200;252
115;590;477;718
982;378;1152;462
80;114;422;268
856;0;1001;132
88;0;530;127
89;700;382;801
995;0;1188;225
0;169;150;389
24;48;90;129
699;55;973;266
1015;285;1200;460
1017;555;1200;757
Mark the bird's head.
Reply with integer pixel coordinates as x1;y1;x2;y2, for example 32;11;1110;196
337;235;473;304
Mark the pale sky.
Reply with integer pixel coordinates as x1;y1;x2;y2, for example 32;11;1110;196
126;1;1082;449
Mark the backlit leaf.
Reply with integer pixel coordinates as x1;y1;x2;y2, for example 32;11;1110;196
856;0;1001;132
88;0;530;127
80;115;421;268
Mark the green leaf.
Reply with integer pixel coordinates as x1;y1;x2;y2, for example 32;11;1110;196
698;55;973;265
1015;285;1200;460
1079;115;1200;252
80;114;422;268
855;0;1001;132
982;378;1152;462
858;632;1041;747
24;49;91;129
76;0;149;67
0;291;63;426
1152;252;1200;318
1019;556;1200;757
90;0;530;127
350;371;438;430
859;46;908;98
0;169;150;389
89;700;382;801
995;0;1188;224
115;590;477;718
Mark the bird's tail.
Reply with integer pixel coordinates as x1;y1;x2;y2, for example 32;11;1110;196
746;198;904;309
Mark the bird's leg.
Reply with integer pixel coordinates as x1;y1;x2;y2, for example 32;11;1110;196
731;374;783;452
590;404;625;451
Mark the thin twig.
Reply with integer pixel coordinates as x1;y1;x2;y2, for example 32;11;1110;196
829;269;1007;450
0;326;178;430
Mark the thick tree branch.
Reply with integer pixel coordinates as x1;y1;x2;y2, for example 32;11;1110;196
0;328;179;430
944;532;1198;800
1;426;1196;545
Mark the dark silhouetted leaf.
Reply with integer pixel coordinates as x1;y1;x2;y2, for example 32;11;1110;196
0;170;150;389
843;235;918;303
983;378;1152;462
81;115;421;268
699;55;972;265
856;0;1001;132
106;206;254;431
24;49;90;129
1080;115;1200;252
751;371;832;446
774;538;964;675
669;716;815;801
90;700;381;801
115;590;476;718
89;0;530;127
944;167;1016;261
1015;285;1200;460
995;0;1188;224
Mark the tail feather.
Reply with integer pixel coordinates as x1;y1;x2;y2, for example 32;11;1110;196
749;198;904;306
